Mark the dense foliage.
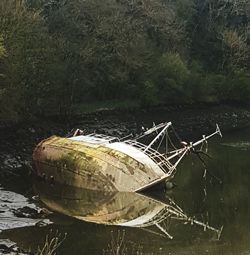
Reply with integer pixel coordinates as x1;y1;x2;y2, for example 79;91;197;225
0;0;249;122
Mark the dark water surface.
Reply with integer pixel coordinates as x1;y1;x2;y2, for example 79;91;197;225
0;129;250;255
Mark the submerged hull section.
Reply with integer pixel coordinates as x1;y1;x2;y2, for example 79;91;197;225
33;136;167;192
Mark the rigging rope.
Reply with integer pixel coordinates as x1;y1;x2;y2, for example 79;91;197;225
171;125;182;144
166;130;168;154
166;131;178;151
156;132;166;151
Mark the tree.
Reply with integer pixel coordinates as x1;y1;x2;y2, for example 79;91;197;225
0;0;52;121
189;0;249;71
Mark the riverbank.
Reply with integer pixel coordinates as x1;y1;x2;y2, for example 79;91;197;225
0;103;250;255
0;103;249;180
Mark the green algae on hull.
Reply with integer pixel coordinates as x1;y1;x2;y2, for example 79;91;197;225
33;136;167;192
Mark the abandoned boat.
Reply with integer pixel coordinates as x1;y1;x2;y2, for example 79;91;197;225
32;122;222;192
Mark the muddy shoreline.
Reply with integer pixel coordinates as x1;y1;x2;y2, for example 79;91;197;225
0;103;250;254
0;103;250;180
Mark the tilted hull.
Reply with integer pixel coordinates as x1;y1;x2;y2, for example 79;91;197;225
32;123;221;192
32;136;168;192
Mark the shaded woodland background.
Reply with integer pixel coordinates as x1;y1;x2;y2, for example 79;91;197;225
0;0;249;123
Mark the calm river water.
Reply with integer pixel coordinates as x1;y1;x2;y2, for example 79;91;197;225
0;128;250;255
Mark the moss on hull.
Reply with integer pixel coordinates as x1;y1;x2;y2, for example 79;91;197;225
33;136;165;192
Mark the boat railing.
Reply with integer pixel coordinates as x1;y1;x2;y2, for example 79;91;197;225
124;140;175;174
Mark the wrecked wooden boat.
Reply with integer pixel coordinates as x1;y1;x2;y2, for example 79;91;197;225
33;122;222;192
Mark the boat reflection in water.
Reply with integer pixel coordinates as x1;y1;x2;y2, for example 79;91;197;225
34;182;222;239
